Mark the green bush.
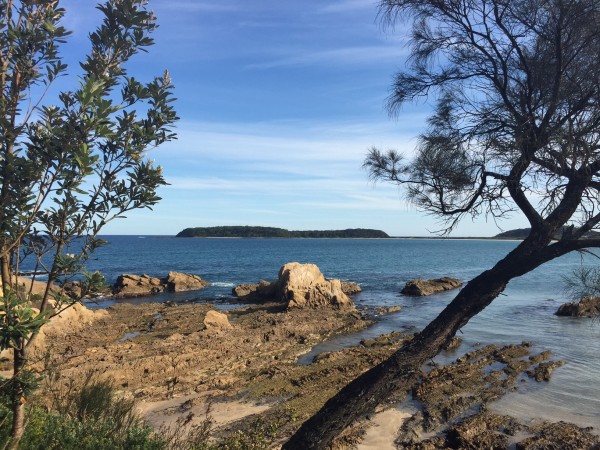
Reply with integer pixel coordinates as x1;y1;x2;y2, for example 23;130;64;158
0;373;166;450
17;409;165;450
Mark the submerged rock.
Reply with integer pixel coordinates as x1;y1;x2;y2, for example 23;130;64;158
398;344;570;450
526;360;566;382
516;422;599;449
445;413;521;449
555;296;600;317
442;336;463;351
401;277;463;296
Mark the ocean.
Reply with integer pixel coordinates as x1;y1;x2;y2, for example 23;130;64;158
55;236;600;428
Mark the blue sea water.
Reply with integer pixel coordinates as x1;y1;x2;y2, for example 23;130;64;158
60;237;600;428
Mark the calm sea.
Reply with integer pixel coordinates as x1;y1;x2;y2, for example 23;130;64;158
62;237;600;428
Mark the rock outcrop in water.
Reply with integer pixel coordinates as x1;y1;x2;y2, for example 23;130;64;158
113;274;164;298
165;271;208;292
278;262;352;309
341;281;362;295
232;262;355;309
113;272;208;298
232;280;276;300
555;296;600;317
401;277;462;296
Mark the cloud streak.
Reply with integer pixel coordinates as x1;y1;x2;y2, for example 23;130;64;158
159;0;242;12
246;45;406;69
156;118;424;188
318;0;380;13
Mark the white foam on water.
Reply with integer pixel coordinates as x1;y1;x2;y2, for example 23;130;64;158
210;282;236;287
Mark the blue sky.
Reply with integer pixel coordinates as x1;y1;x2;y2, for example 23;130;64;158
57;0;527;236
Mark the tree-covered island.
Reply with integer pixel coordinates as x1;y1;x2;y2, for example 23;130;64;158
176;226;389;238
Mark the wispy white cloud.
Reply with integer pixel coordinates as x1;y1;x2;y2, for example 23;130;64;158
293;194;409;211
164;176;366;195
318;0;379;14
157;118;424;183
246;45;406;69
160;1;241;12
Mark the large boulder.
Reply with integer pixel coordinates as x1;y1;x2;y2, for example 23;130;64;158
112;272;208;299
277;262;353;309
232;263;355;309
203;310;232;330
113;274;164;298
401;277;462;296
555;297;600;317
165;271;208;292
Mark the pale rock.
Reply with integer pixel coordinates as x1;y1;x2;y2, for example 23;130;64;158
277;262;353;309
232;263;355;309
112;272;208;298
165;272;208;292
203;310;233;330
113;274;165;298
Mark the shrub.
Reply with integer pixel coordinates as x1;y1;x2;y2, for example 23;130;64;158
0;373;166;449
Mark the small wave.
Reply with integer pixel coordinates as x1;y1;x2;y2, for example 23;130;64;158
23;274;49;281
211;282;236;287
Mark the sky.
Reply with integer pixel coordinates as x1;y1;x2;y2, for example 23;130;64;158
55;0;529;237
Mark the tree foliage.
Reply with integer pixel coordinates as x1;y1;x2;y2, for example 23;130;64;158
0;0;177;447
284;1;600;448
366;0;600;235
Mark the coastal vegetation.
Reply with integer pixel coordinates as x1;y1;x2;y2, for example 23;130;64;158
0;0;177;447
285;0;600;448
176;226;389;238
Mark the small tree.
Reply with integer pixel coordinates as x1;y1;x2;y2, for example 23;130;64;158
284;0;600;448
0;0;177;447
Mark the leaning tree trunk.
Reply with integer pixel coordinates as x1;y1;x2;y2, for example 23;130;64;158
283;236;561;449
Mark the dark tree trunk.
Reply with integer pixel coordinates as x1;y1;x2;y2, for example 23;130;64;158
0;252;11;297
7;345;27;450
283;236;562;450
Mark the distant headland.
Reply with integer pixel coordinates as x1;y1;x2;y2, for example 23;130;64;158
176;226;390;238
494;227;600;240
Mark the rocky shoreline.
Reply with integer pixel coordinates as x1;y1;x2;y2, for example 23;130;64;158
23;300;597;449
9;263;599;448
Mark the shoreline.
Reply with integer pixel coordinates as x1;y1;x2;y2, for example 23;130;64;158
102;234;522;240
17;298;598;448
